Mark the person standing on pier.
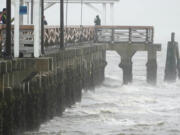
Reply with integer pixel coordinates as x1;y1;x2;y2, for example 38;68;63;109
0;11;3;24
94;15;101;26
43;16;48;25
1;8;7;24
1;8;14;24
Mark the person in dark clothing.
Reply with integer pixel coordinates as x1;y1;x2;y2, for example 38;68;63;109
94;15;101;26
43;16;48;25
0;11;3;24
1;8;7;24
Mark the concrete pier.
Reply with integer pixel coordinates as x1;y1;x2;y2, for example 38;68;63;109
0;25;162;134
0;45;106;135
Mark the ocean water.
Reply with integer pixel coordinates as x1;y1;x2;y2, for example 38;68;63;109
25;48;180;135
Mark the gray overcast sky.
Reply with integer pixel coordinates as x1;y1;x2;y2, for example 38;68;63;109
0;0;180;45
46;0;178;45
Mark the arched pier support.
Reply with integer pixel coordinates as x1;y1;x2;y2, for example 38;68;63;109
116;48;136;84
108;43;161;85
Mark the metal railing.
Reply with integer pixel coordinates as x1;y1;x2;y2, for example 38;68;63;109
94;26;154;44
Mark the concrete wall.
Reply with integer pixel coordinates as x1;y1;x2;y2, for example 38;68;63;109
0;45;106;135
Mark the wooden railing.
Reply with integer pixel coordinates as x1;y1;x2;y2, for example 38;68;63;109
94;26;154;44
0;25;95;56
44;26;95;46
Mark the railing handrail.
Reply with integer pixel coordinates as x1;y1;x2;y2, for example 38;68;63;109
95;25;154;29
0;24;154;31
0;25;96;31
94;25;154;44
0;24;34;30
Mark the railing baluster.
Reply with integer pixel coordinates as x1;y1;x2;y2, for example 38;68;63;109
129;28;132;43
111;28;114;44
94;27;98;43
152;28;154;43
146;28;149;44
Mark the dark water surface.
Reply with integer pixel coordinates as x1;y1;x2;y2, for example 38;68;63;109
25;50;180;135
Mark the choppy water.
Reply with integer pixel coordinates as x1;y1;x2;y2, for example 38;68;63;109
25;49;180;135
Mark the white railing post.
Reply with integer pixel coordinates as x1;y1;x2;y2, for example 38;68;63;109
33;0;41;58
20;0;24;25
14;0;20;58
110;3;114;25
27;2;30;24
102;3;107;25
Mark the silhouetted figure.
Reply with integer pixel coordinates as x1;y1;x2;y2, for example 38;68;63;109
94;15;101;26
0;11;3;23
1;8;7;24
0;8;14;24
43;16;48;25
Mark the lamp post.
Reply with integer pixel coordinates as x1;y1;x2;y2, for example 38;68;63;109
33;0;41;57
41;0;45;54
14;0;20;58
5;0;12;58
31;0;33;24
80;0;83;26
60;0;64;49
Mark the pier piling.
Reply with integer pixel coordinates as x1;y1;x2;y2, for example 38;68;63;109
147;46;157;84
119;58;133;84
164;33;179;82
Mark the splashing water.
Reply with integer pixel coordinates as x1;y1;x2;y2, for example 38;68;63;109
25;49;180;135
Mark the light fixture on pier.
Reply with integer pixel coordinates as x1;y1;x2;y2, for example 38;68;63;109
60;0;64;49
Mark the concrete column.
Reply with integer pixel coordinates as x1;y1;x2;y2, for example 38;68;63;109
110;3;114;25
14;0;20;58
119;58;133;84
102;3;106;25
147;47;157;84
20;0;24;25
117;49;136;84
33;0;41;57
